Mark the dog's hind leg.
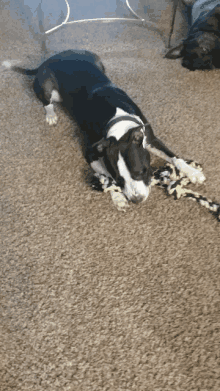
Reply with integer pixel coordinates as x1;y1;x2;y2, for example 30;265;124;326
34;74;62;125
44;88;62;126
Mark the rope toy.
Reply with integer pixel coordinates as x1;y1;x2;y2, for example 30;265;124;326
152;160;220;221
92;161;220;221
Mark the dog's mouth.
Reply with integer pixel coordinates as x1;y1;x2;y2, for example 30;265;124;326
116;173;152;204
182;54;213;70
128;184;151;204
128;186;151;204
182;41;215;70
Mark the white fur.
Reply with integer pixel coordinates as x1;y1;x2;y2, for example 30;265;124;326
50;89;62;103
107;108;144;141
2;61;12;68
2;60;21;69
107;189;129;211
117;152;150;201
91;157;113;178
44;90;62;125
172;158;206;184
44;103;58;125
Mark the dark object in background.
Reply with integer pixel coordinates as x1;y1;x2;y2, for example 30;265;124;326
166;0;220;70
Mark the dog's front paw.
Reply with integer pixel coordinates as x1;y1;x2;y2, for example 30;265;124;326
173;158;206;184
92;174;128;210
92;174;111;191
104;186;129;211
110;190;129;211
188;167;206;184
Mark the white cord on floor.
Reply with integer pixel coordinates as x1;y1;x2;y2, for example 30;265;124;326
45;0;155;35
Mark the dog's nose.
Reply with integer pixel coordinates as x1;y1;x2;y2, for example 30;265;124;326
182;59;193;70
130;195;146;204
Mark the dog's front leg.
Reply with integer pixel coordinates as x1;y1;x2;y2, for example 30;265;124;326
144;135;205;184
172;157;205;184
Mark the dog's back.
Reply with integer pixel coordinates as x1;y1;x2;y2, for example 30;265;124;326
4;49;105;77
41;51;108;100
37;49;105;74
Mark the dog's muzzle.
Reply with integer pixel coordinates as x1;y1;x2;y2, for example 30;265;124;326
128;186;151;204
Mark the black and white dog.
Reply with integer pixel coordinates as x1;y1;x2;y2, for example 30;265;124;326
165;0;220;70
4;50;205;207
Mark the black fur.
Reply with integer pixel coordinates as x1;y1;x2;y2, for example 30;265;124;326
165;3;220;70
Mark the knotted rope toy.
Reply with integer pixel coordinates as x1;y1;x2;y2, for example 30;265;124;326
92;161;220;221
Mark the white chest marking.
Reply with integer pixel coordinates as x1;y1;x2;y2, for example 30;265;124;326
107;108;144;140
117;152;150;200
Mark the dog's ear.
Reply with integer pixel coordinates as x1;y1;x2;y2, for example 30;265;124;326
131;128;144;145
164;43;184;59
92;137;111;154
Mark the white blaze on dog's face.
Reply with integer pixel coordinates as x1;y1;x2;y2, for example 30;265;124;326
117;151;150;203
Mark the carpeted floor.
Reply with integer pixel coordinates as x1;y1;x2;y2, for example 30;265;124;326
1;1;220;390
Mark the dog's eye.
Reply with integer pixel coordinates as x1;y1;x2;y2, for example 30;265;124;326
140;168;147;175
133;168;147;177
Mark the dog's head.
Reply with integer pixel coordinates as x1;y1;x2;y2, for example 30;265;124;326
165;4;220;70
92;125;152;203
165;32;220;70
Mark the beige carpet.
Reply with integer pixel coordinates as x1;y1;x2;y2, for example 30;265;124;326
1;1;220;390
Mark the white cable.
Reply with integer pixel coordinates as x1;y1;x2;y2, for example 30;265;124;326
45;0;70;34
45;0;155;35
63;0;70;24
125;0;142;20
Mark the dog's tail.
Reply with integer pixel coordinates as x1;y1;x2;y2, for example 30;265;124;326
2;61;38;75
